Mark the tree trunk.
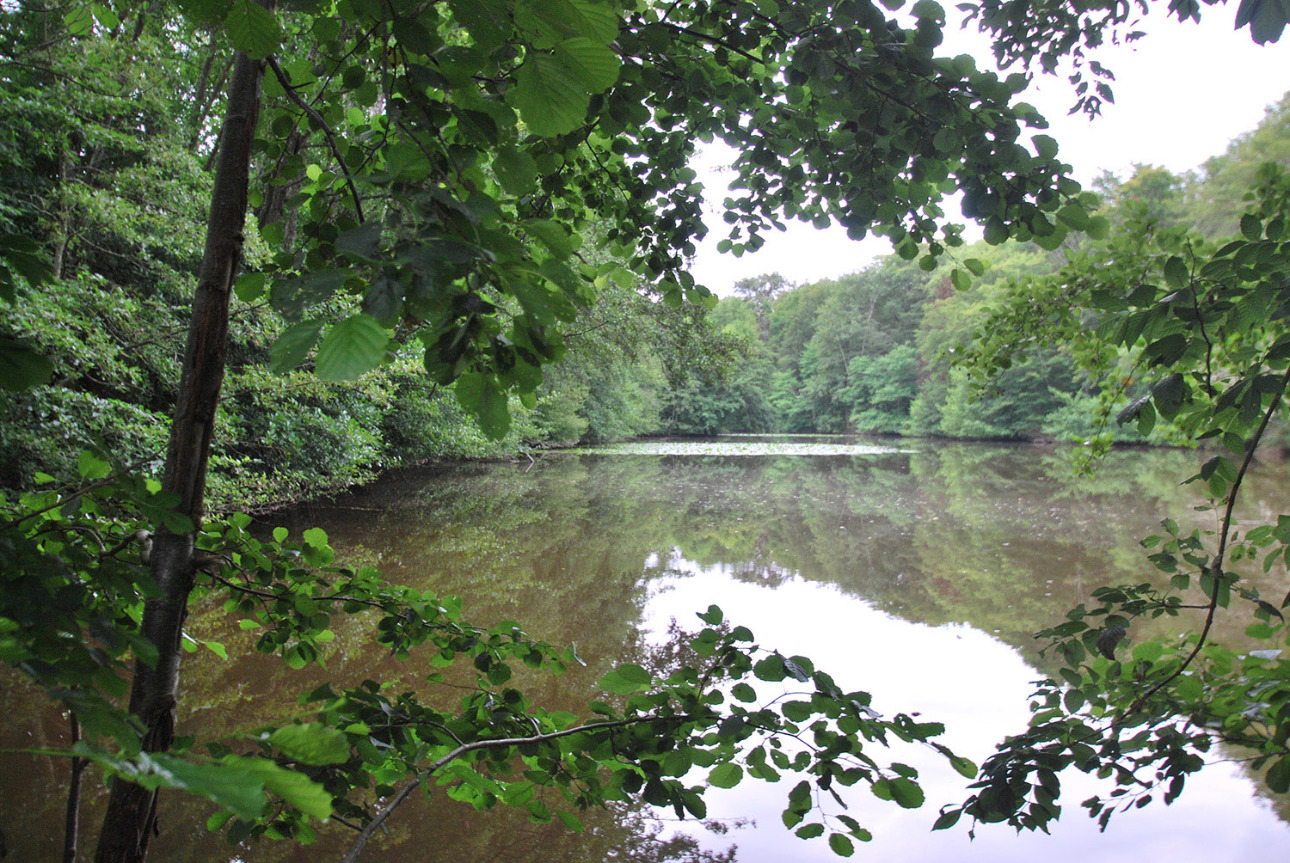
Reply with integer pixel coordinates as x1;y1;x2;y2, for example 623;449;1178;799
91;35;266;863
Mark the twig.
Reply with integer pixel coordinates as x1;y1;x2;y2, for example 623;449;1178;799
0;477;116;532
341;715;690;863
1129;364;1290;713
63;714;86;863
266;57;366;223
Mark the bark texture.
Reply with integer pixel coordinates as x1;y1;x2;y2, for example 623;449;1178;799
91;39;266;863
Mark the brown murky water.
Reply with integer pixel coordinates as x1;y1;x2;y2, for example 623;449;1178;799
4;438;1289;862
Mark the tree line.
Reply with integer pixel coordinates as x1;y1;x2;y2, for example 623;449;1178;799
667;91;1290;441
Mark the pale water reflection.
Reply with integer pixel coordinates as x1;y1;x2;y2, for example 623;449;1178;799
2;437;1288;862
581;436;909;457
644;561;1287;862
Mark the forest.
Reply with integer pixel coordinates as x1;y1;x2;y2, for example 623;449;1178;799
6;48;1290;511
3;0;1290;862
667;101;1290;441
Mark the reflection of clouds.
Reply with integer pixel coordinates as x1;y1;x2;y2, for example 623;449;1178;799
643;565;1290;863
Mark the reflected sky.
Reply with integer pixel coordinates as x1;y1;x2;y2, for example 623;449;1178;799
644;560;1289;862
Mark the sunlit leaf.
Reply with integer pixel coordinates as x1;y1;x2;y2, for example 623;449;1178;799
225;0;282;58
511;52;588;137
269;723;352;766
708;763;743;789
315;314;389;380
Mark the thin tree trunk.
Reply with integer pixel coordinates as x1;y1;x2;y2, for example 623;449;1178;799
91;27;267;863
63;714;86;863
51;151;74;280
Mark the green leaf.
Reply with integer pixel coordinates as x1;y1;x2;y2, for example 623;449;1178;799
303;527;328;548
362;274;404;325
454;372;512;439
64;6;94;35
230;756;332;818
1268;756;1290;793
599;662;651;694
1235;0;1290;43
1150;373;1188;420
708;762;743;789
148;753;267;820
336;223;382;260
225;0;282;58
392;16;437;53
270;270;349;321
1132;640;1164;662
234;272;266;302
269;320;324;372
796;823;826;839
1163;256;1189;289
555;36;621;91
888;777;925;808
1241;213;1263;241
697;604;723;624
525;219;575;258
1056;203;1089;231
494;147;539;195
78;449;111;480
828;832;855;856
449;0;513;49
1032;134;1059;160
782;701;812;722
385;140;434;182
753;653;786;681
162;509;195;534
1176;675;1203;701
0;335;53;391
269;723;351;766
983;217;1008;245
511;52;589;137
1032;225;1068;251
315;314;389;380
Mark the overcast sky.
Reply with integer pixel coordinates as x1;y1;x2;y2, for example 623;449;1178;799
688;8;1290;295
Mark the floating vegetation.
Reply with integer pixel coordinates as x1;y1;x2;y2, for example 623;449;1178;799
578;435;913;458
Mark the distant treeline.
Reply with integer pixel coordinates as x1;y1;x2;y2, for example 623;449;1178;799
664;93;1290;441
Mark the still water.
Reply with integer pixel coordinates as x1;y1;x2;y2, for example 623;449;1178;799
3;437;1290;862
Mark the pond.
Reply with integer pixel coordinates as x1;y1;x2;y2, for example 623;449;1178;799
3;437;1289;862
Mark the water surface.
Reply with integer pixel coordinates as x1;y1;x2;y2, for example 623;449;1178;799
3;437;1288;862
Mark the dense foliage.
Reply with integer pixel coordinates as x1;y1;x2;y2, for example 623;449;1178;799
3;0;1290;861
0;0;1107;860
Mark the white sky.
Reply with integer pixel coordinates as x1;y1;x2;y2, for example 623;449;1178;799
689;8;1290;294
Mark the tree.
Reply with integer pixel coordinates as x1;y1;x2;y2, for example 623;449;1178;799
1189;92;1290;237
732;272;792;337
797;262;931;431
0;0;1119;860
940;160;1290;834
1091;164;1191;231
